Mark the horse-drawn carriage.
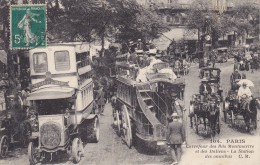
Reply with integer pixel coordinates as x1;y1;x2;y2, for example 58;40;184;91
189;67;222;138
229;72;246;90
113;51;186;149
199;67;223;101
223;79;259;133
189;94;221;138
199;67;220;82
0;91;32;158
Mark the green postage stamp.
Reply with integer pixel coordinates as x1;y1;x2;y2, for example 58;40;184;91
10;5;47;49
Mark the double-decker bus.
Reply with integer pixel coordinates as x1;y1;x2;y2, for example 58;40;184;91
113;44;186;149
26;42;99;164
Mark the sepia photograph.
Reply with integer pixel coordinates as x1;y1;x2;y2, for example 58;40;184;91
0;0;259;165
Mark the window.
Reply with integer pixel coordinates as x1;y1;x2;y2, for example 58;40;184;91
55;51;70;71
33;52;48;73
36;99;69;115
76;52;91;68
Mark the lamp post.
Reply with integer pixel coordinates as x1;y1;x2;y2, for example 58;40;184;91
203;14;211;58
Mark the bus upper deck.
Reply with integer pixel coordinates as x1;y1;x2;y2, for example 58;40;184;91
29;43;92;90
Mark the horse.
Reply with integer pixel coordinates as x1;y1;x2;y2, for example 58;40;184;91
242;98;260;132
206;101;220;138
197;100;219;134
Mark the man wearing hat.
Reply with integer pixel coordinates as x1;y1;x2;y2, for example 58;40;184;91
199;78;212;95
167;112;185;165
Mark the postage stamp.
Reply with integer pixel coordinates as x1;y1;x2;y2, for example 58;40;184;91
10;4;47;49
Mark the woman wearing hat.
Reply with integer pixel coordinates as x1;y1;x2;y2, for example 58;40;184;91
167;112;185;165
237;82;252;111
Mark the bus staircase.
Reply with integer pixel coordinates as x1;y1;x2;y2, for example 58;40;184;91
136;85;168;141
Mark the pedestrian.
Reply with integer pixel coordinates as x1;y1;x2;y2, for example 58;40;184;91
174;58;181;77
96;85;105;115
21;87;30;110
167;113;185;165
211;50;216;68
111;92;117;115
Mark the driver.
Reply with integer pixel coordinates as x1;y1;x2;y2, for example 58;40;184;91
232;69;241;80
199;78;212;95
237;82;252;111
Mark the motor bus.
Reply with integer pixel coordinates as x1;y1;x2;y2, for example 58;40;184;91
26;42;99;164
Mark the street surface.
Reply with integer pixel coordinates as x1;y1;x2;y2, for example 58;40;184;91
1;60;260;165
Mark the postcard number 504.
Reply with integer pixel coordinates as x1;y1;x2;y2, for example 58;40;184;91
211;139;221;143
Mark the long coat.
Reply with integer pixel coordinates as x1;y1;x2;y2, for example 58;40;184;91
96;88;105;106
167;120;185;145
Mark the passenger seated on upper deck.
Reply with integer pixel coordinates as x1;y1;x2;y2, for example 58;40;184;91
128;52;137;64
135;54;177;82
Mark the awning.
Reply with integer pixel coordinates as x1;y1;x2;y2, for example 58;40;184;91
27;87;75;100
0;50;7;65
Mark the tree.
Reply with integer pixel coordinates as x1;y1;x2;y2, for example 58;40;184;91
46;0;169;56
229;2;259;38
186;0;223;49
186;0;259;48
108;0;168;43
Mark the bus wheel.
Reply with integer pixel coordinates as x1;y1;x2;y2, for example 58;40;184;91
0;135;9;158
87;117;100;143
121;105;132;149
72;138;83;164
28;142;40;165
116;110;121;136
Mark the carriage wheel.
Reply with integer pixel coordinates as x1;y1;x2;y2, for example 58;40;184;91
28;142;41;165
116;110;121;136
72;138;84;163
121;105;132;148
194;114;199;134
254;118;257;129
189;105;194;128
223;102;227;123
0;135;9;158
